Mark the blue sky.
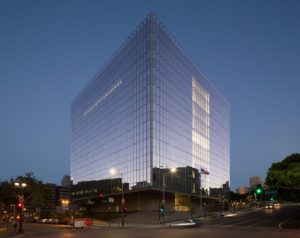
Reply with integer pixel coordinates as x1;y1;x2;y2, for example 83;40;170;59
1;0;299;190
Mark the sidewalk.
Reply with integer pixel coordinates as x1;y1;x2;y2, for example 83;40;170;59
0;227;15;238
0;224;24;238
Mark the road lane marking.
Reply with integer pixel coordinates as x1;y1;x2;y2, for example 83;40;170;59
278;214;298;229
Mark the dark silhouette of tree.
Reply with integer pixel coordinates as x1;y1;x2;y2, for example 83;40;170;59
265;153;300;202
0;172;50;210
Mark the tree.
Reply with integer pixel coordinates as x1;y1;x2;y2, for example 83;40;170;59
0;180;18;207
15;172;51;208
265;153;300;202
0;172;50;210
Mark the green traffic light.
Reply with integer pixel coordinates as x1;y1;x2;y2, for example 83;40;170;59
160;205;164;213
256;188;262;194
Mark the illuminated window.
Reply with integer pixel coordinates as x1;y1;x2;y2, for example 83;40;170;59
83;79;123;116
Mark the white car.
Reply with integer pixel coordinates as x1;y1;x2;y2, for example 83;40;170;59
40;218;48;223
170;219;203;228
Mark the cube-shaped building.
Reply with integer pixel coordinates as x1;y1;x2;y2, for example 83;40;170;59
70;14;230;201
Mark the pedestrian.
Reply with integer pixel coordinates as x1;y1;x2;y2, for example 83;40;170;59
13;221;18;232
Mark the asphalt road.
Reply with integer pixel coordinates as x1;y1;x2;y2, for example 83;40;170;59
2;204;299;238
206;204;300;229
10;223;300;238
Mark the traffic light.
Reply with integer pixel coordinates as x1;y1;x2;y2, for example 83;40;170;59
160;205;164;216
17;195;24;210
255;185;263;195
17;202;23;210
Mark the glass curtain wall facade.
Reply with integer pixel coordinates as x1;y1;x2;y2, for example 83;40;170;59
70;13;230;193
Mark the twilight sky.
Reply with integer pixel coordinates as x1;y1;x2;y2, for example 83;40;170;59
1;0;299;190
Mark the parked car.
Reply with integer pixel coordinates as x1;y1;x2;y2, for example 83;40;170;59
48;219;59;224
40;218;48;224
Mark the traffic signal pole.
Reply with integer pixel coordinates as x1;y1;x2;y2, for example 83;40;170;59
19;208;23;233
160;205;165;225
17;197;24;233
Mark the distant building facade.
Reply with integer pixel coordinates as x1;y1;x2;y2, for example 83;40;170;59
236;186;251;195
235;176;264;195
42;182;71;216
70;14;230;212
61;175;72;188
210;181;231;200
249;176;263;189
43;183;57;212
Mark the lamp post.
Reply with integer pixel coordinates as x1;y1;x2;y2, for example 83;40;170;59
10;204;16;223
61;199;70;211
14;182;26;233
199;168;209;218
110;168;124;228
161;167;176;225
61;199;70;223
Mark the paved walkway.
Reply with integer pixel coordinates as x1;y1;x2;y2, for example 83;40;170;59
0;224;24;238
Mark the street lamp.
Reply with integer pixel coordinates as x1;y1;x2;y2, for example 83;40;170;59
14;182;27;188
14;181;27;233
162;167;176;204
199;168;209;218
161;166;176;225
61;199;70;210
110;168;124;228
110;168;124;203
170;167;176;173
61;199;70;206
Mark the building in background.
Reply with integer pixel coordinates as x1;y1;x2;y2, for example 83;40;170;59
249;176;263;189
42;179;71;218
61;175;72;188
236;186;251;195
41;183;57;218
235;176;264;195
70;13;230;212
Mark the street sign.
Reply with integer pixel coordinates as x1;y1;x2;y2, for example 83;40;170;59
18;195;24;203
121;198;126;204
108;197;115;203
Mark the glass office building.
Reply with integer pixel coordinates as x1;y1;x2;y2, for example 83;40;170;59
70;14;230;194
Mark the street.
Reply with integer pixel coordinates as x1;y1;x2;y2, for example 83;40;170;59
8;223;300;238
1;204;299;238
207;204;300;229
